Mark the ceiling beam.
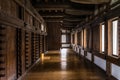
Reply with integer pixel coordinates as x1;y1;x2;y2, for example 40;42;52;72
65;9;93;15
42;15;64;18
36;8;64;12
63;19;82;22
70;0;110;4
44;17;63;22
34;4;70;8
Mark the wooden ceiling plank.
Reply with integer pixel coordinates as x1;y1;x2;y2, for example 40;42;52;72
70;0;110;4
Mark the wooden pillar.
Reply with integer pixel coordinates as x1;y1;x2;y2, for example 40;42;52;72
105;18;111;78
44;36;46;52
82;28;84;50
44;36;47;52
91;27;94;63
41;35;44;53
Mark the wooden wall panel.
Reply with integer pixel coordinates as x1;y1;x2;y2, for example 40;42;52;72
31;33;35;64
40;35;42;53
16;28;22;78
18;0;25;4
11;1;17;17
34;34;40;60
47;22;61;50
6;26;16;80
92;26;100;51
21;30;25;74
0;25;7;80
25;11;30;25
0;0;46;80
1;0;11;14
25;31;32;69
44;36;46;52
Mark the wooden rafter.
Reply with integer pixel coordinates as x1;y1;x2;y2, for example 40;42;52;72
70;0;110;4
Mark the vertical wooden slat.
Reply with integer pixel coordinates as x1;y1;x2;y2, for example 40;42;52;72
16;28;22;79
0;25;6;80
25;31;29;70
31;32;34;64
91;27;94;63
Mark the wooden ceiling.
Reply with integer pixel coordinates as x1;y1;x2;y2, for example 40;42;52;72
31;0;109;29
70;0;109;4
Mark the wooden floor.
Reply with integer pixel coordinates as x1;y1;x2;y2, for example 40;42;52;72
22;49;107;80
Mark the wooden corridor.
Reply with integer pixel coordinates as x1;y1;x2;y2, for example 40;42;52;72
22;49;107;80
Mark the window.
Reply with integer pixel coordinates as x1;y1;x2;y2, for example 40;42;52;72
112;20;118;56
41;24;44;31
102;24;105;52
100;23;105;53
61;34;66;43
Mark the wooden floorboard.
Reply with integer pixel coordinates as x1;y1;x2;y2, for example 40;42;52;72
22;49;107;80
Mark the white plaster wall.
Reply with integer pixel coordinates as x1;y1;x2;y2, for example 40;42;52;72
94;56;106;71
62;44;70;47
81;49;84;56
86;52;92;61
111;63;120;80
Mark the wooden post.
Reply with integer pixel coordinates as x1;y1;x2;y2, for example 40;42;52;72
105;17;111;78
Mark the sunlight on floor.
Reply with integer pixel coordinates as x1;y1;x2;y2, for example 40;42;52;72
60;49;68;70
60;49;67;61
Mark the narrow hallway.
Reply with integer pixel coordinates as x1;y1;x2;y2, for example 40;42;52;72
0;0;120;80
22;49;107;80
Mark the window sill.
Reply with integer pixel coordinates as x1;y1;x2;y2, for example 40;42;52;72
108;55;119;59
99;52;105;54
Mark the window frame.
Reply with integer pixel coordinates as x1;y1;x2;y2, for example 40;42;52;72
111;19;119;56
